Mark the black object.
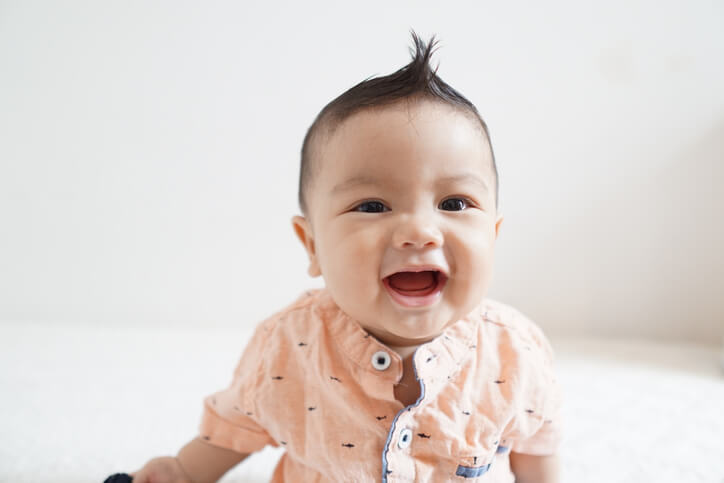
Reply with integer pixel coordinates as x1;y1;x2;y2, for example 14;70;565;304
104;473;133;483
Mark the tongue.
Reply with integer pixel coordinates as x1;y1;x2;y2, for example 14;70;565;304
388;271;436;292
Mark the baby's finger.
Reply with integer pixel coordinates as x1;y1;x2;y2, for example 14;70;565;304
127;469;145;482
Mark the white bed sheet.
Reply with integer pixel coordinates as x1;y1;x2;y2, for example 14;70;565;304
1;322;722;483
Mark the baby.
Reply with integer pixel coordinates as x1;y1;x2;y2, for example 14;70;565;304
128;32;562;483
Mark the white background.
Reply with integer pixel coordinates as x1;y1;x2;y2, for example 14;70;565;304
1;0;722;344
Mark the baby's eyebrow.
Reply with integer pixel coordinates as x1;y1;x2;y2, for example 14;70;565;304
331;173;489;195
437;174;489;193
331;175;381;195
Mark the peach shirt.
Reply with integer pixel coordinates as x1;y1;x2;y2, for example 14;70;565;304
199;289;563;482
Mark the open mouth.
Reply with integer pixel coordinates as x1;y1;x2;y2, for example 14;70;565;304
382;270;447;308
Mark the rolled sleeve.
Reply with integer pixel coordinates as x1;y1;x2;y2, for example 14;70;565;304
199;393;275;454
197;321;277;454
511;321;564;456
510;378;563;456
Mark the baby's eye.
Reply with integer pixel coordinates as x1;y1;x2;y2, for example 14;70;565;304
354;201;389;213
439;198;469;211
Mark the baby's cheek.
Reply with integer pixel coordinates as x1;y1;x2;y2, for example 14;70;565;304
321;234;381;289
339;230;385;264
449;234;496;296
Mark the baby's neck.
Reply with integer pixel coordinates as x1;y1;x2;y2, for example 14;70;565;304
388;343;423;407
386;343;420;362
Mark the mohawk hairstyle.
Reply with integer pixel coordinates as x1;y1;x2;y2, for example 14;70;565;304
298;30;498;214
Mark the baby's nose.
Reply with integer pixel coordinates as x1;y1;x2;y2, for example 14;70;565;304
392;217;443;249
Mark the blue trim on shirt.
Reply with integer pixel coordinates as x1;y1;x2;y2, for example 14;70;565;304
496;445;509;453
381;347;426;483
456;463;491;478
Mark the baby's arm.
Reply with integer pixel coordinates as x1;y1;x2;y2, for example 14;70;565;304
509;451;560;483
131;437;249;483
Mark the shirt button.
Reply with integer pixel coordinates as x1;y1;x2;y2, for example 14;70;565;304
371;351;391;371
398;428;413;449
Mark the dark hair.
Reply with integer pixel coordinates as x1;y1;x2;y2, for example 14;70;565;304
298;30;498;214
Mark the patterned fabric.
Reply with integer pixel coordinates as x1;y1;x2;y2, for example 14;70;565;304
199;289;562;482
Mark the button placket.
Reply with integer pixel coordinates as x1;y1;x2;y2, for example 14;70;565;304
380;347;424;482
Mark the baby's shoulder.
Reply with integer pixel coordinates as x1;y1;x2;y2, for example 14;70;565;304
250;288;335;342
233;289;332;373
474;298;555;361
477;298;537;331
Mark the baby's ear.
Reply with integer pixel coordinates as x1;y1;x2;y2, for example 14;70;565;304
292;215;321;277
494;214;504;240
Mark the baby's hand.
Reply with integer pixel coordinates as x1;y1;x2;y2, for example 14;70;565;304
130;456;193;483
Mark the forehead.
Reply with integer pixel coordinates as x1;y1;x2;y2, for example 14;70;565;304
315;101;493;192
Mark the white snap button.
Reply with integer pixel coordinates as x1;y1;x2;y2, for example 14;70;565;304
398;428;413;449
371;351;391;371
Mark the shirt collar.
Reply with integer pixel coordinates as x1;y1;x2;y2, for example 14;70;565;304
315;289;479;382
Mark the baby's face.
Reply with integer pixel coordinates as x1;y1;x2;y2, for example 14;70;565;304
293;100;502;348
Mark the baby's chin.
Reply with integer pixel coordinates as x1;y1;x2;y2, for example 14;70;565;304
328;286;467;345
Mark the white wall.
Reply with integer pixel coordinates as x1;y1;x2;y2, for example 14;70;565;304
1;0;722;344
